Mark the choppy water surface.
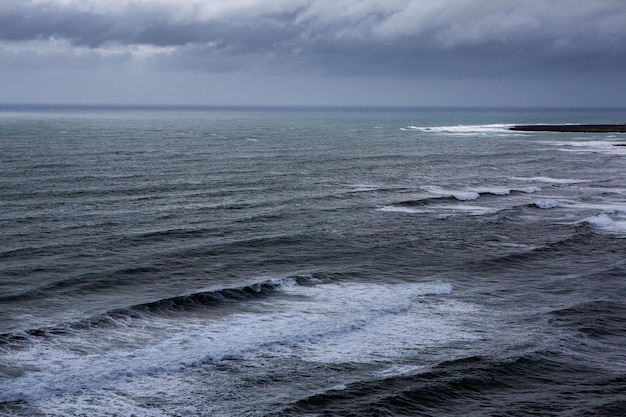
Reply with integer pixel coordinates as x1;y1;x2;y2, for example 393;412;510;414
1;106;625;416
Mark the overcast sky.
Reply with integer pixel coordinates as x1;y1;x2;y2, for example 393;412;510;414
1;0;625;107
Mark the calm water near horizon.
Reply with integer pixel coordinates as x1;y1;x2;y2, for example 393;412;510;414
1;105;625;416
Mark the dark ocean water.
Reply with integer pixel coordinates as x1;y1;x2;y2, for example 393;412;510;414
1;105;625;416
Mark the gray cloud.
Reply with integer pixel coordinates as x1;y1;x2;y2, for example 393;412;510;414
0;0;312;49
2;0;626;76
1;0;625;106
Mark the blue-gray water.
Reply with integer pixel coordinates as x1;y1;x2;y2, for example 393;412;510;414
1;106;625;416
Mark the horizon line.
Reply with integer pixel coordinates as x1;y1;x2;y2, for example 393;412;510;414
2;102;626;111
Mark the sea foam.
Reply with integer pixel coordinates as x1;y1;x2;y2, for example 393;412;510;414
511;176;589;184
534;200;561;209
0;279;471;404
405;124;512;135
583;212;626;235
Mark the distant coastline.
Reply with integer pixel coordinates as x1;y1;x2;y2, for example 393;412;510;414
510;124;626;133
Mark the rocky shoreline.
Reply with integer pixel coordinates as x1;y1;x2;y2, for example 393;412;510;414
510;124;626;133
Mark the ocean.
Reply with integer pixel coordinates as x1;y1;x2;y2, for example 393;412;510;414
1;105;625;416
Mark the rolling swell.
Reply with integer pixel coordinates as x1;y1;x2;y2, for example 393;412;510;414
397;194;468;207
0;265;162;303
0;277;299;346
397;187;541;206
277;354;626;416
463;226;619;274
549;300;626;339
0;230;316;304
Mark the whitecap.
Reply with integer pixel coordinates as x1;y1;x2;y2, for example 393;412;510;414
0;279;465;404
378;206;426;214
582;213;626;236
452;191;480;201
478;188;511;196
420;185;480;201
438;204;500;215
534;200;561;209
511;176;588;184
405;124;512;135
513;186;542;194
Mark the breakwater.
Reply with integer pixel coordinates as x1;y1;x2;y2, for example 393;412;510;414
510;124;626;133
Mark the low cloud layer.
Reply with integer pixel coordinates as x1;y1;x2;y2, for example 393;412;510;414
2;0;626;105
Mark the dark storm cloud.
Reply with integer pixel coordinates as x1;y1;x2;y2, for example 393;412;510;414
0;1;208;47
0;0;304;48
2;0;626;78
